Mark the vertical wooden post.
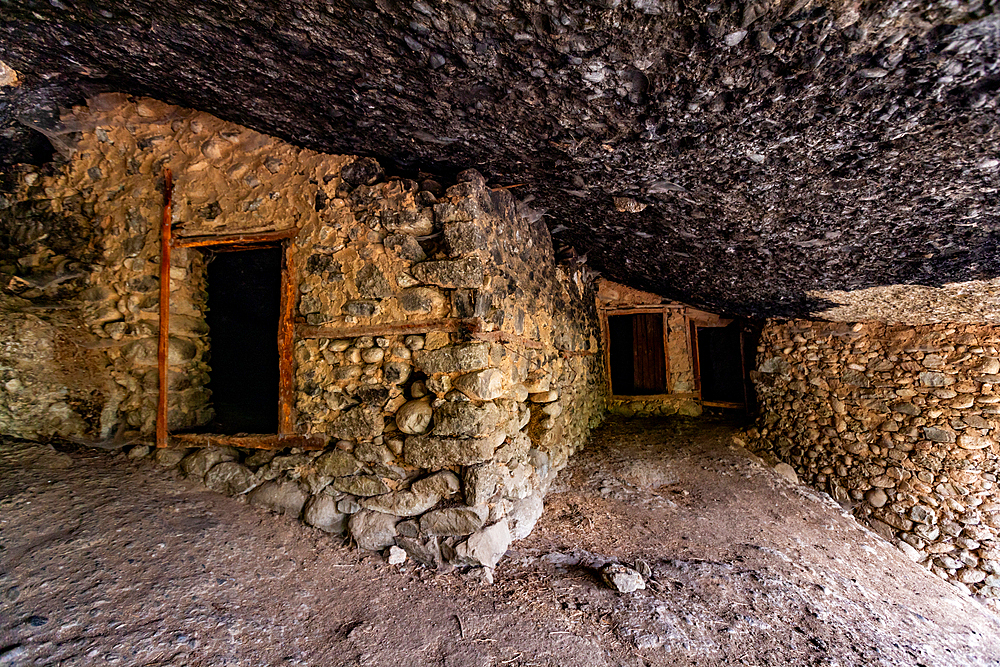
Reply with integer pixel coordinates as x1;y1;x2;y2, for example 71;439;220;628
277;241;296;435
156;169;173;448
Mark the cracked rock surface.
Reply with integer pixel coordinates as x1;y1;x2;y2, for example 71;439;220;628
2;1;1000;317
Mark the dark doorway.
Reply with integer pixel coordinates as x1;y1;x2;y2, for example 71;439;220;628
204;246;282;434
697;322;745;405
608;313;667;395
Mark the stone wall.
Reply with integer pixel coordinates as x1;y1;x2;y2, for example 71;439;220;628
0;94;606;572
746;320;1000;599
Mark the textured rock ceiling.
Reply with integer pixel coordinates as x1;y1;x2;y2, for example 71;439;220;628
2;1;999;320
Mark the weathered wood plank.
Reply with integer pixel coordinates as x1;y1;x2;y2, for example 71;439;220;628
156;168;173;449
172;228;298;249
168;433;328;450
278;242;296;435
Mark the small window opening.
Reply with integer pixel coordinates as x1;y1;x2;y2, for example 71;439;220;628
608;313;667;395
203;246;282;434
696;321;745;406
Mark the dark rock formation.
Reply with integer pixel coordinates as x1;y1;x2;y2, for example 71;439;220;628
2;1;999;317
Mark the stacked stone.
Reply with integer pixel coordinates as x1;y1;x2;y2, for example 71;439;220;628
746;320;1000;598
1;96;609;570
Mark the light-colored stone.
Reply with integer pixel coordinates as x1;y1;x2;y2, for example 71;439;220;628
180;447;238;479
420;507;487;536
414;343;490;374
332;475;391;497
248;481;308;517
348;509;400;550
404;431;505;469
361;488;440;516
204;462;257;496
508;492;545;540
958;433;992;450
411;471;462;498
433;401;502;437
529;390;559;403
601;563;646;593
396;397;433;435
774;462;798;484
314;450;363;477
388;545;407;565
463;462;505;506
303;494;348;534
453;519;512;569
865;488;888;508
154;448;189;468
454;368;505;401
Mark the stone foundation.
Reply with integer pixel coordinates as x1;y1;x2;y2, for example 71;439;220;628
746;320;1000;598
0;95;606;571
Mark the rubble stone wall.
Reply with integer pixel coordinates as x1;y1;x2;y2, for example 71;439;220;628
0;95;606;571
746;320;1000;599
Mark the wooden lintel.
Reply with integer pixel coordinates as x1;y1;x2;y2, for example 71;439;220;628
156;168;173;449
687;308;732;328
172;228;299;249
298;318;484;339
701;400;746;409
603;305;684;314
168;433;329;451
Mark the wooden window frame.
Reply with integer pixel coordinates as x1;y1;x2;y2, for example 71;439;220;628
600;305;677;400
157;226;309;448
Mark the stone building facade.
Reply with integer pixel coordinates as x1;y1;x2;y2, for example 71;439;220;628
746;320;1000;599
0;95;606;571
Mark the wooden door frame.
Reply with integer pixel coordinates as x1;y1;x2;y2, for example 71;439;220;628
600;305;677;399
690;316;746;410
157;226;305;448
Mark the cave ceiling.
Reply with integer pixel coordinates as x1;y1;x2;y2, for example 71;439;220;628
2;0;999;320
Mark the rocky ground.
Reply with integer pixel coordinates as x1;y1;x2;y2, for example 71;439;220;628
2;416;999;666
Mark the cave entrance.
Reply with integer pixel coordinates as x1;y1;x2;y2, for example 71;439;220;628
693;320;747;409
607;312;668;395
203;246;282;434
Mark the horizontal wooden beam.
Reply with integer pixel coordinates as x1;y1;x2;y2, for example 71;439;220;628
298;317;484;339
687;308;732;328
168;433;328;450
602;305;685;315
701;401;746;409
172;228;298;249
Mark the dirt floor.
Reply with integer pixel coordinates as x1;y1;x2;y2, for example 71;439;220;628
2;416;1000;667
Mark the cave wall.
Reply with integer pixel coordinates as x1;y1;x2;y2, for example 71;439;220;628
0;94;606;569
746;320;1000;599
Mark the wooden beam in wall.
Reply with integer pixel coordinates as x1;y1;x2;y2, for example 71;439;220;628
172;228;299;249
278;241;296;435
168;433;328;451
156;168;173;448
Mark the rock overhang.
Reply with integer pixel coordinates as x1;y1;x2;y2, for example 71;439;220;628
1;0;999;320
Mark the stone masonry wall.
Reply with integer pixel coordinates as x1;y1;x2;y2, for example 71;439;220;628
746;320;1000;599
0;95;606;572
